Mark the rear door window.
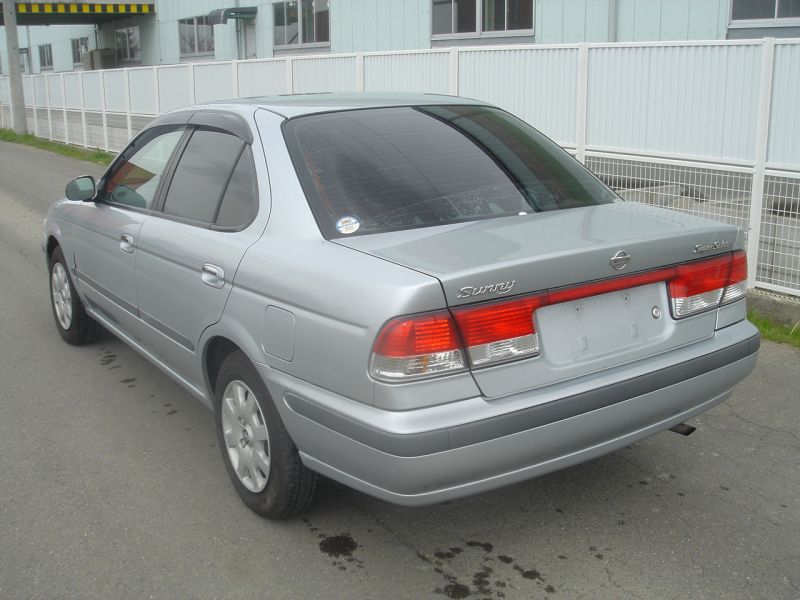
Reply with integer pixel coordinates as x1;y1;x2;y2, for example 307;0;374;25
284;105;617;238
215;146;258;229
162;129;244;224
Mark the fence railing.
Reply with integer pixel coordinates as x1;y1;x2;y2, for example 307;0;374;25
1;39;799;297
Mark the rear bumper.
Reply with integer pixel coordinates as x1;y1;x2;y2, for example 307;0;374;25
258;321;759;506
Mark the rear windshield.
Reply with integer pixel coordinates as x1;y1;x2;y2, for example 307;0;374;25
284;105;617;238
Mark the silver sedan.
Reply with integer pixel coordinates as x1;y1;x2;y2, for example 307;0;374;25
44;93;759;518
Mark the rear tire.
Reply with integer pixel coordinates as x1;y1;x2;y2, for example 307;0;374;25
214;351;318;519
48;245;97;346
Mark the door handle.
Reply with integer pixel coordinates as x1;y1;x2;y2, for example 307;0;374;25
120;234;134;254
201;263;225;289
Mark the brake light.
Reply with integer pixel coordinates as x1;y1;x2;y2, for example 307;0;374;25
668;250;747;318
370;311;466;380
452;294;548;367
370;251;747;381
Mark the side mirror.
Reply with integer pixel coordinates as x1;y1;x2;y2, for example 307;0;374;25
65;175;97;202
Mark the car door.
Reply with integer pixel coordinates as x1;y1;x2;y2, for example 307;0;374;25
72;126;186;336
134;124;261;380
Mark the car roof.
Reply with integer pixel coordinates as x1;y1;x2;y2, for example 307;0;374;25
217;92;490;118
143;93;492;137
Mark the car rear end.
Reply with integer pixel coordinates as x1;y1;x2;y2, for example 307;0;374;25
260;99;759;505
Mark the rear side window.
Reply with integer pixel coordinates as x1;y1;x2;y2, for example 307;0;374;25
163;129;243;223
215;146;258;229
284;105;617;238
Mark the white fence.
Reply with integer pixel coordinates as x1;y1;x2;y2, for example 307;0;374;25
1;39;799;297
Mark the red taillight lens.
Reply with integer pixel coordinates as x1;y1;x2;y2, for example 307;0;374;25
452;295;546;346
373;311;461;357
669;254;731;298
370;311;466;380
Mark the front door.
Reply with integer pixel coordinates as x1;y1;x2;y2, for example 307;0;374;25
72;126;185;336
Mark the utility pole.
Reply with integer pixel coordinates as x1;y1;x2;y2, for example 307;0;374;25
3;1;28;134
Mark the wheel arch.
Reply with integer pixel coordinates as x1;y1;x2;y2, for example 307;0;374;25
46;235;60;259
204;335;248;402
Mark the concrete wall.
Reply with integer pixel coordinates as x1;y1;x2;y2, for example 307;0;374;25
0;24;96;74
330;0;431;53
2;0;739;75
616;0;729;42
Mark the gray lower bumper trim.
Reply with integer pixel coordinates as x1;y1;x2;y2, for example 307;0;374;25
285;333;760;457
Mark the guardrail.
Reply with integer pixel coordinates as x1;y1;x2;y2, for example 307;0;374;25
2;39;798;296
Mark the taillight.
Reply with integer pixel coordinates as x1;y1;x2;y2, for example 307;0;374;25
370;251;747;381
722;251;748;305
452;294;548;367
668;250;747;318
370;311;466;380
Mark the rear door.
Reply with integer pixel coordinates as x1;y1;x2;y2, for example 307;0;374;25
134;124;262;379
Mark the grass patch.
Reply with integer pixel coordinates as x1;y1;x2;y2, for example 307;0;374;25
748;309;800;349
0;128;114;165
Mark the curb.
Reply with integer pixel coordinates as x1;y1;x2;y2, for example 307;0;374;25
747;289;800;330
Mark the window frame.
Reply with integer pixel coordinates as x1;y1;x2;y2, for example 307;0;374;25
179;16;216;58
99;111;258;230
98;125;190;215
212;145;260;232
38;44;53;70
115;26;141;64
152;127;259;232
431;0;534;40
729;0;800;27
273;0;331;50
281;104;617;241
71;37;89;65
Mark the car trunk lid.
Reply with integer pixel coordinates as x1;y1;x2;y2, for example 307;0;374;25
337;202;743;398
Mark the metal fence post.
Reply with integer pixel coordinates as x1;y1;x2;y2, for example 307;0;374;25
746;38;776;289
355;53;365;92
31;77;39;137
44;74;53;140
449;48;459;96
78;71;87;147
153;66;161;115
124;69;132;139
575;43;589;164
100;70;109;151
286;57;294;94
61;73;68;145
189;64;196;105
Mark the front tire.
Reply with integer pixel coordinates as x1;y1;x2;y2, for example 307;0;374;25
48;245;97;345
214;351;318;519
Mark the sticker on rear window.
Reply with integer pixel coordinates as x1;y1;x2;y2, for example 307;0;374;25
335;216;360;235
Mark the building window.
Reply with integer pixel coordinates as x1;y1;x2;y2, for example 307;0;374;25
433;0;477;34
179;16;215;56
115;27;141;63
38;44;53;70
432;0;532;36
19;48;31;74
731;0;800;20
274;1;329;47
71;37;89;64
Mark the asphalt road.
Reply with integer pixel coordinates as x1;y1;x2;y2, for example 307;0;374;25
1;140;798;600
